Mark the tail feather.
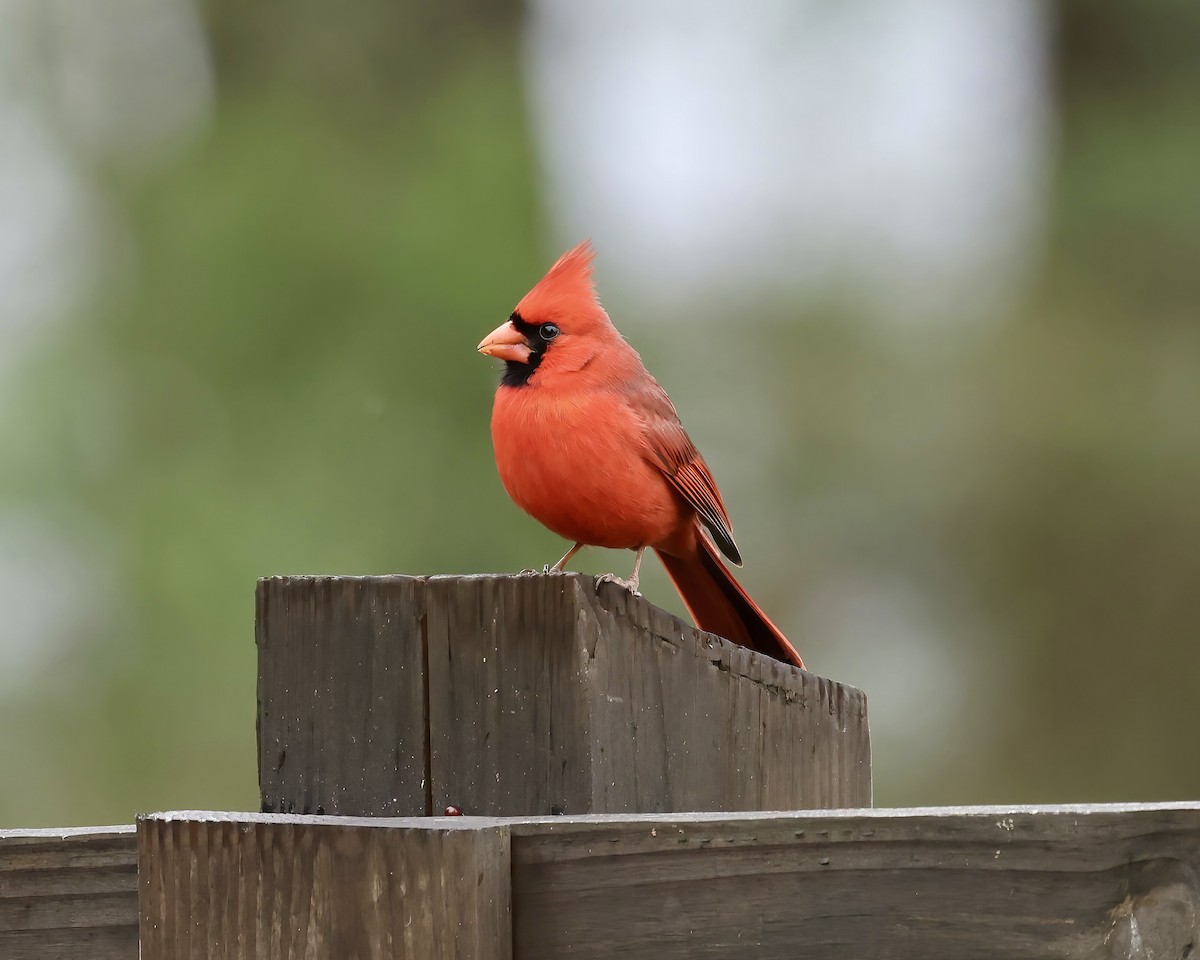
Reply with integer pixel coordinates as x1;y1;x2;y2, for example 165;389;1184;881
655;536;804;669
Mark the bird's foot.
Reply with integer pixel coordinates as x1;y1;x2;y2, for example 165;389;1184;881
595;572;641;597
519;565;564;576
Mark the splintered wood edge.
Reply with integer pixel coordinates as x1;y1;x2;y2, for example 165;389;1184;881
0;825;135;840
137;810;504;830
138;801;1200;830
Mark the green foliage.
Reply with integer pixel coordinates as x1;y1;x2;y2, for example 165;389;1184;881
0;37;550;824
3;2;1199;825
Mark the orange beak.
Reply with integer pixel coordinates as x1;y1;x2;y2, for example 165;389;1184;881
477;321;532;364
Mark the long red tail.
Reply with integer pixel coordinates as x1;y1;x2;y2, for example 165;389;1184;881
655;535;804;669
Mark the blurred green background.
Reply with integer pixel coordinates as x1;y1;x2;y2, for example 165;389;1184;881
1;0;1197;827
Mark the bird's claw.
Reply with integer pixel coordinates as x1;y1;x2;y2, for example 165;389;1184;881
519;567;538;575
595;573;641;597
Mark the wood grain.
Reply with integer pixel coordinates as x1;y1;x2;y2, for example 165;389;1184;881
257;575;429;816
425;574;595;818
135;804;1200;959
582;578;870;813
257;573;870;818
508;803;1200;960
0;825;138;960
138;811;511;960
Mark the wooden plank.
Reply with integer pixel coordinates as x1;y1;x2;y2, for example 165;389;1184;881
583;581;871;812
259;573;869;818
508;803;1200;960
257;575;429;816
424;575;595;816
138;811;511;960
0;825;138;960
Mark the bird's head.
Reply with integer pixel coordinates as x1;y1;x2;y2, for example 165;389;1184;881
478;241;617;387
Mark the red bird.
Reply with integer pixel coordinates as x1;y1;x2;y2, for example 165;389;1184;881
478;242;804;669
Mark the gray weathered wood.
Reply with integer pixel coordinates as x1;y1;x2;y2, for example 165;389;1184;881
508;803;1200;960
135;804;1200;960
0;825;138;960
257;573;870;818
137;811;511;960
257;575;429;816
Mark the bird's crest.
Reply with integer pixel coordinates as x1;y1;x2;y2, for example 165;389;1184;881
515;241;602;323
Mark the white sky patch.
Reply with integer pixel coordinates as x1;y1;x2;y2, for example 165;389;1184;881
0;102;93;372
0;513;117;698
523;0;1051;322
0;0;213;382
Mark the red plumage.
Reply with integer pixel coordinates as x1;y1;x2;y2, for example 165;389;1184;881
478;242;804;669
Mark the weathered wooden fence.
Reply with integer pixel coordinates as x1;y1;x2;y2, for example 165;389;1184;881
3;574;1197;958
7;804;1200;959
136;805;1200;960
0;826;137;960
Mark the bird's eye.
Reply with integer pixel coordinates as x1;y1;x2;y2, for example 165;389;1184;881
540;323;560;341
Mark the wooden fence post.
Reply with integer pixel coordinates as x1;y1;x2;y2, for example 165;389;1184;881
256;573;870;818
137;812;510;960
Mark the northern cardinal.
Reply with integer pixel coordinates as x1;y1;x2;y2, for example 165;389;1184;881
478;242;804;669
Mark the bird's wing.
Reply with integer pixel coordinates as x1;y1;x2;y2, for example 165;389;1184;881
627;382;743;566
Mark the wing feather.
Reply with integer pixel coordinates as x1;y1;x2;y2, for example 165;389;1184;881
626;381;743;565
